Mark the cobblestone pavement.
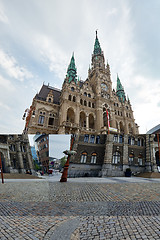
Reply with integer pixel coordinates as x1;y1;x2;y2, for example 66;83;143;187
1;180;160;239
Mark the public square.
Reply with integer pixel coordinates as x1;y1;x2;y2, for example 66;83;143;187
1;175;160;240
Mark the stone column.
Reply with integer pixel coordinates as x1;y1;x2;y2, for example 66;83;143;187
124;119;129;134
146;134;157;172
123;134;129;171
102;134;114;176
96;101;103;133
86;115;89;130
16;136;25;173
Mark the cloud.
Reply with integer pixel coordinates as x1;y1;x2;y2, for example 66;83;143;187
0;75;15;92
0;101;10;110
35;34;68;82
0;2;9;24
0;49;33;81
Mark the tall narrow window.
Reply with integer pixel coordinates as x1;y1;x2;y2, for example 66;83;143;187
138;155;143;166
91;153;97;164
96;136;100;144
129;153;134;165
114;135;118;143
38;115;44;124
48;117;54;126
80;152;87;163
112;152;120;164
90;135;95;144
119;135;123;143
84;134;89;143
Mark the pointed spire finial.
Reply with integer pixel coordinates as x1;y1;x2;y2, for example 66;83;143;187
96;29;98;37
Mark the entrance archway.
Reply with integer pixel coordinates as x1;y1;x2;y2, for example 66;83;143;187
66;108;75;123
156;151;160;166
0;152;6;173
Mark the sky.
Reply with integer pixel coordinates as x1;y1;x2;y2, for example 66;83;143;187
0;0;160;133
49;135;71;159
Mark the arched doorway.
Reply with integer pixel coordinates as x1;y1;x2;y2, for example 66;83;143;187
89;114;94;129
66;108;75;124
79;112;86;127
0;152;6;173
128;123;133;134
155;151;160;166
119;122;124;133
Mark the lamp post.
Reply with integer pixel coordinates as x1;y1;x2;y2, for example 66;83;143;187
60;135;76;182
0;153;4;184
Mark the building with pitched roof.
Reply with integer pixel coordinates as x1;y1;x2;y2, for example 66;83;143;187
24;32;139;135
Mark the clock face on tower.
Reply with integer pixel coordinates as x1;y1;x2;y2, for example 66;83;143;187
101;83;108;92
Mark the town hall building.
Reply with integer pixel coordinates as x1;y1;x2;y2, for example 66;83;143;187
24;32;139;135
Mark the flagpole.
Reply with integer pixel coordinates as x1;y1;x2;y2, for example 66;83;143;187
106;108;110;135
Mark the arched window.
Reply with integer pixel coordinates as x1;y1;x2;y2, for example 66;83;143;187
89;114;94;129
84;92;87;97
119;135;123;143
84;100;87;106
138;138;144;146
66;108;75;123
113;135;118;143
90;135;95;143
73;96;76;102
138;154;143;166
129;153;134;165
79;112;86;127
112;152;120;164
84;134;89;143
88;93;91;98
80;152;87;163
80;99;83;105
71;87;74;91
91;153;97;164
131;138;135;145
88;102;91;107
48;98;51;102
92;103;94;108
68;95;72;101
96;135;100;144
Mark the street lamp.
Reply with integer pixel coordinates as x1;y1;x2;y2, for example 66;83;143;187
0;153;4;184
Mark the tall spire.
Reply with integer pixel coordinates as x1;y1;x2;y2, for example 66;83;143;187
93;30;102;55
66;53;77;83
116;75;126;102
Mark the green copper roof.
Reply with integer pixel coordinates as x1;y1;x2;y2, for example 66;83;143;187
116;75;126;102
93;31;102;55
67;53;77;83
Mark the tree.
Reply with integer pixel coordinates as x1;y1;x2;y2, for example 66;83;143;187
60;156;67;168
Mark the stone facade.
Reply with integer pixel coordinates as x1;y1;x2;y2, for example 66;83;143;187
68;133;159;177
34;134;49;173
0;134;35;174
24;32;139;135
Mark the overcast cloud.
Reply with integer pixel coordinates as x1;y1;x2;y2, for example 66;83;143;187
0;0;159;133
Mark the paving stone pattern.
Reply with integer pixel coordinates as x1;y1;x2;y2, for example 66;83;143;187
1;181;160;239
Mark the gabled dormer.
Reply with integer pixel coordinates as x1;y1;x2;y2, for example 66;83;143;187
46;90;54;103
